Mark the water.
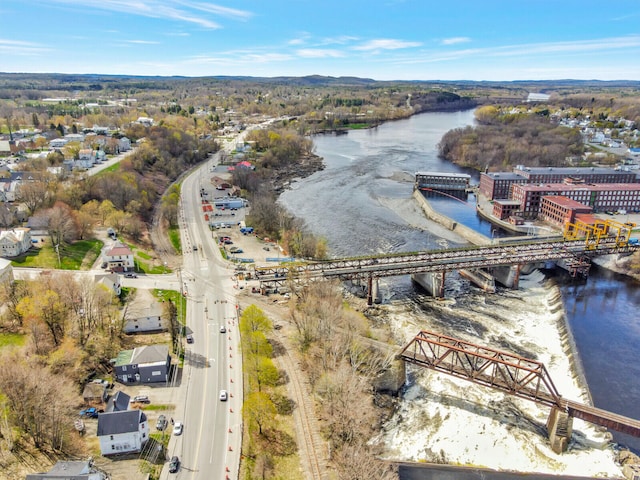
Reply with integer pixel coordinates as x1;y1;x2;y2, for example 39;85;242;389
279;110;640;475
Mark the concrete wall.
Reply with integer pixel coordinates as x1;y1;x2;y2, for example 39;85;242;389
412;190;490;246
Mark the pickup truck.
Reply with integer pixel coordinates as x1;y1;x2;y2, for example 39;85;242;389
79;407;100;418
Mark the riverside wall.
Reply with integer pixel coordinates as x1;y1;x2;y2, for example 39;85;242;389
412;189;489;246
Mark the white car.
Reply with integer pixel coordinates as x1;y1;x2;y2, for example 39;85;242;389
219;390;228;401
173;421;183;436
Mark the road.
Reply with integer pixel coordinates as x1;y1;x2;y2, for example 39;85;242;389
161;154;243;480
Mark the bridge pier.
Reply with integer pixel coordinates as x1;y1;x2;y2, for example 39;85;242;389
490;264;521;289
366;276;383;305
546;406;573;454
411;271;445;298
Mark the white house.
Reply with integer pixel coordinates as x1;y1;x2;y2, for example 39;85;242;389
102;241;135;272
0;228;32;257
119;137;131;151
93;272;122;296
96;409;149;456
124;295;165;334
49;138;68;149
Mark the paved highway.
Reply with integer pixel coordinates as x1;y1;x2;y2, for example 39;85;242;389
162;154;243;479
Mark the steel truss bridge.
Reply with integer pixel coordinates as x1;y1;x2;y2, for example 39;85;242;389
254;237;639;294
399;329;640;438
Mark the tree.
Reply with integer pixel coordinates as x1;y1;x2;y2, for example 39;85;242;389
239;304;272;335
17;180;52;215
42;202;78;246
243;392;276;435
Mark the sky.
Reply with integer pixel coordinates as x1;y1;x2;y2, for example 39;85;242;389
2;0;640;81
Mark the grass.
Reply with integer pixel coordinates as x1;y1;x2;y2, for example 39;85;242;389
10;239;102;270
154;289;186;325
0;333;26;349
168;227;181;253
94;162;121;175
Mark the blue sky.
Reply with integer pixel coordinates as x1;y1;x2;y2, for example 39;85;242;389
2;0;640;81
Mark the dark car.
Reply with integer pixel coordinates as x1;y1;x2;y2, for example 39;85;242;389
186;334;194;344
156;414;167;431
168;456;180;473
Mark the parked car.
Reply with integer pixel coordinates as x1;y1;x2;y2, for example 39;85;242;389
229;247;243;254
219;390;228;401
223;239;233;245
186;334;194;344
173;421;183;436
79;407;99;418
156;415;167;431
133;395;150;404
124;272;137;278
168;456;180;473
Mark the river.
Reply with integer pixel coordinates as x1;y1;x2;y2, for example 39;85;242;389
279;110;639;477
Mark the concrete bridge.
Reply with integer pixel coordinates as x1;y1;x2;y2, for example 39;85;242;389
254;237;639;304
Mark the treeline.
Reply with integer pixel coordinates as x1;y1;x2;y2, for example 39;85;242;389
438;106;584;171
231;126;328;259
289;281;398;479
0;271;169;455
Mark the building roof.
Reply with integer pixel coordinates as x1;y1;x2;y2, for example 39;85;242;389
516;183;640;193
105;241;133;257
97;409;146;436
82;382;107;399
106;391;130;413
483;172;527;180
416;171;471;178
25;460;98;480
131;344;169;365
514;166;628;175
542;195;593;210
114;344;169;367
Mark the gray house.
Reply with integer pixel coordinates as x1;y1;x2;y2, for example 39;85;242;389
25;460;106;480
113;344;170;384
105;391;130;412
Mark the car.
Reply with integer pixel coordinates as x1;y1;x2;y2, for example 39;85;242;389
229;247;243;254
223;239;233;245
219;390;228;401
79;407;99;418
220;325;226;333
133;395;150;404
186;334;194;344
193;245;198;251
168;456;180;473
101;262;107;269
156;415;167;431
173;421;183;436
124;272;137;278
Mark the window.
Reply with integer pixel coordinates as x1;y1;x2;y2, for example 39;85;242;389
122;366;127;372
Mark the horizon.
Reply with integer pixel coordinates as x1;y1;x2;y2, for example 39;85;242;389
2;1;640;82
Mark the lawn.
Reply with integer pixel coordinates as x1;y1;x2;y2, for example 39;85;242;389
168;226;181;253
11;239;102;270
0;333;26;349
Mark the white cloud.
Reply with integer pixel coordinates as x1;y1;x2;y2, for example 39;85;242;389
0;39;50;55
353;38;422;51
441;37;471;46
126;40;161;45
296;49;344;58
47;0;254;29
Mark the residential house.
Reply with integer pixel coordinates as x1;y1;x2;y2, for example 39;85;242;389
113;344;171;384
119;137;131;151
0;140;11;156
0;257;14;284
25;460;107;480
93;272;122;296
102;241;135;272
124;290;165;334
0;227;31;257
105;391;130;412
49;138;68;149
96;409;149;456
